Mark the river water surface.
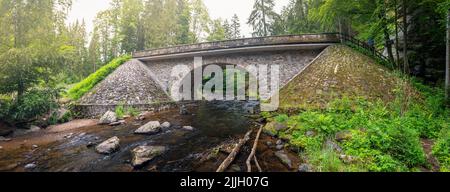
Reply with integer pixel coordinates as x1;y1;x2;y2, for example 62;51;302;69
0;101;300;172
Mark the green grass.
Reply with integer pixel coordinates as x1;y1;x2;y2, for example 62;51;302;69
265;80;449;172
67;55;131;100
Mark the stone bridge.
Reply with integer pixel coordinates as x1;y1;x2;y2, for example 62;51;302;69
76;33;341;116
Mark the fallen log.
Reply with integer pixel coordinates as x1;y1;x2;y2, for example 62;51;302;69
246;125;263;172
254;156;262;172
216;129;253;172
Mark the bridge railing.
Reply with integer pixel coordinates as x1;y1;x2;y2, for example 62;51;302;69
336;33;394;69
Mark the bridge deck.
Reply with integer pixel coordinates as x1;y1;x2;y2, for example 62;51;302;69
132;33;340;60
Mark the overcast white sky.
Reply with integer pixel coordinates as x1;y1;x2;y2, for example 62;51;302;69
67;0;290;37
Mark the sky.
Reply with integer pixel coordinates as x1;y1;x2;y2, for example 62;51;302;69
67;0;290;37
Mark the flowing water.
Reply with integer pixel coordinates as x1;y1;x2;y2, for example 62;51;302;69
1;101;295;172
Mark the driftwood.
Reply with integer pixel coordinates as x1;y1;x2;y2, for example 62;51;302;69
216;129;253;172
246;125;263;172
254;156;262;172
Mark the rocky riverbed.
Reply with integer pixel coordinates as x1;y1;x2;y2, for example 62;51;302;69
0;101;302;172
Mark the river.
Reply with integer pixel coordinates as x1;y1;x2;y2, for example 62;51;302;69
0;101;300;172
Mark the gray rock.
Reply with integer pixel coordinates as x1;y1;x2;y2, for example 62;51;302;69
305;130;317;137
276;140;283;145
230;165;241;172
29;125;41;132
0;136;12;142
266;141;273;146
99;111;117;125
63;133;74;139
131;146;167;167
335;130;352;142
276;145;284;150
275;151;292;169
134;121;161;135
274;123;288;132
161;122;171;129
339;155;355;164
298;164;312;172
183;126;194;131
24;163;37;170
32;145;38;149
325;139;343;153
95;136;120;154
180;105;188;115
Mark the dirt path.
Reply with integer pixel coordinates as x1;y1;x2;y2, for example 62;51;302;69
420;139;440;172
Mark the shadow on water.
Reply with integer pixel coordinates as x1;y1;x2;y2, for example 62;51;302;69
0;101;260;172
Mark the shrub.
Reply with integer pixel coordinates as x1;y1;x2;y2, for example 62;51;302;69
67;55;131;100
432;128;450;172
126;107;140;117
274;114;289;123
0;96;12;120
10;88;59;122
115;104;125;119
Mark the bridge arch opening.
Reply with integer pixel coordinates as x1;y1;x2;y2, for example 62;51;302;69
174;63;260;102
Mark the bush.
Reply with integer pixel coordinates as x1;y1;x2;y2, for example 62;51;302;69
67;55;131;100
0;96;12;120
10;88;59;122
115;104;125;119
432;128;450;172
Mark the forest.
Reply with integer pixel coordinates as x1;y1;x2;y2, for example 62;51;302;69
0;0;449;172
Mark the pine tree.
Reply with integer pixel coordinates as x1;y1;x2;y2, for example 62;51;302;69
248;0;277;37
231;14;241;39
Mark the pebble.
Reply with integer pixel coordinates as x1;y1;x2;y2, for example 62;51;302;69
0;146;3;150
64;133;74;139
266;141;273;146
276;145;284;150
24;163;37;169
32;145;38;149
298;164;312;172
276;140;283;145
183;126;194;131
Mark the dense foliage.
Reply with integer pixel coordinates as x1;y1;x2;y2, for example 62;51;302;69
67;55;131;100
264;80;449;172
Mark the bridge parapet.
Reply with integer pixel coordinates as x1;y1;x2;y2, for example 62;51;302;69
132;33;340;59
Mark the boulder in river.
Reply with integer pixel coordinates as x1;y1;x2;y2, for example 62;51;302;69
275;151;292;169
134;121;161;135
95;136;120;154
161;122;171;129
99;111;117;125
131;146;167;167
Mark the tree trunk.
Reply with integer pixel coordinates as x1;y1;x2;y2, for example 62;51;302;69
261;0;267;36
446;9;450;102
394;0;401;69
381;0;394;62
402;0;409;74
